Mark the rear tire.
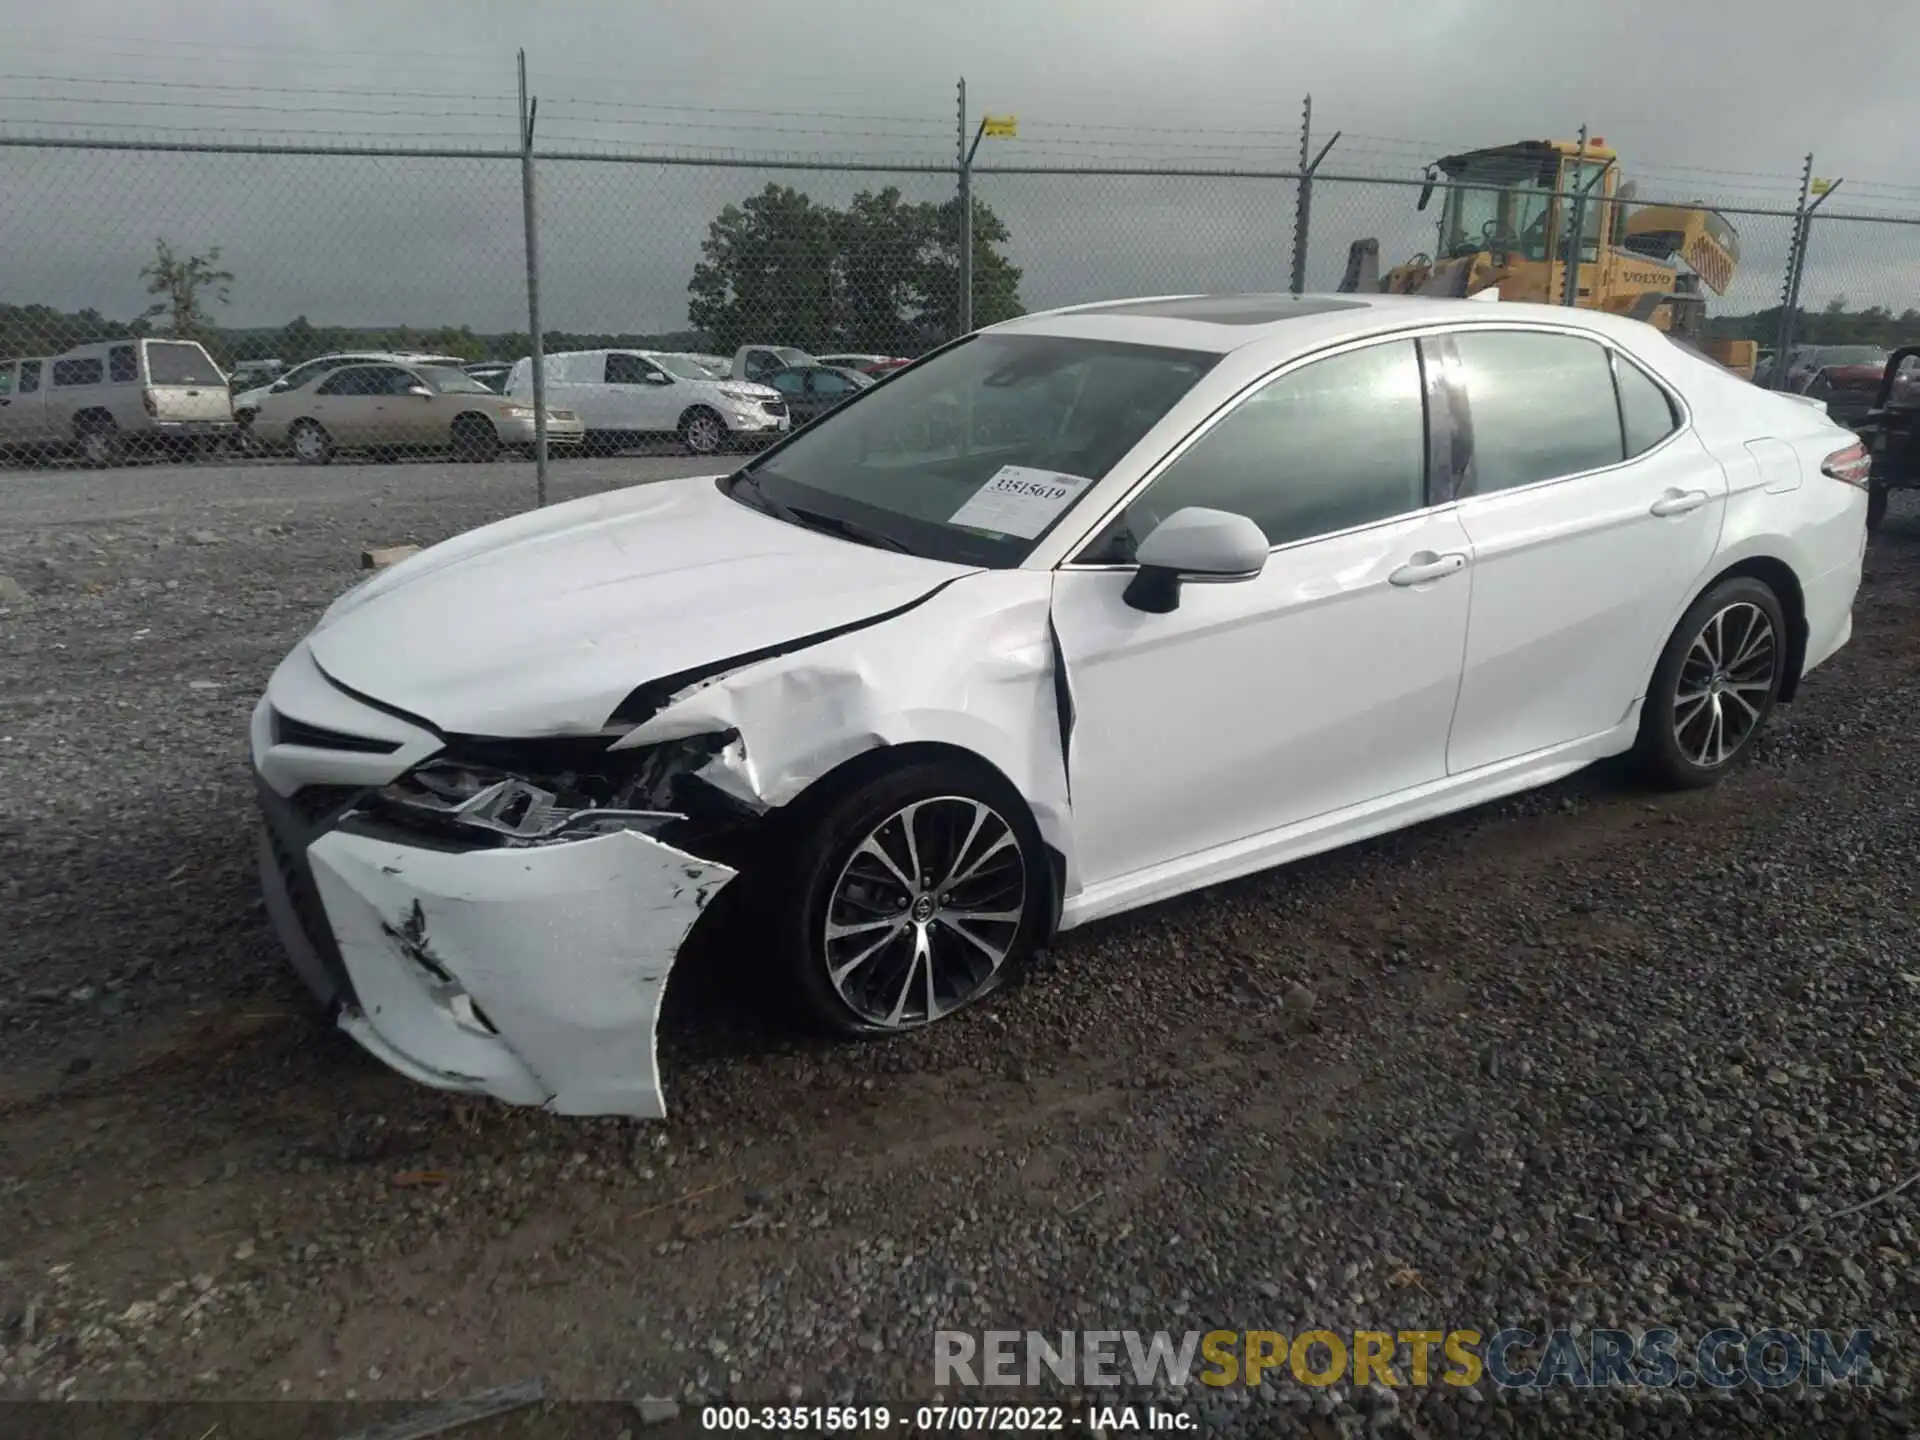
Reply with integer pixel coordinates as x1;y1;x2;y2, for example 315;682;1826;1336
76;419;121;469
451;414;500;463
1634;576;1787;790
290;420;334;466
1867;485;1890;533
760;758;1051;1040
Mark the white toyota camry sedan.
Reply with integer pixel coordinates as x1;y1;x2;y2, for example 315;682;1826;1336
252;292;1869;1118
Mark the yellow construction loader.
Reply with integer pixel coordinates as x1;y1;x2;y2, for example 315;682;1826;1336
1338;138;1758;378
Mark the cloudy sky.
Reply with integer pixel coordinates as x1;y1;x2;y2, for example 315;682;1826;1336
3;0;1920;342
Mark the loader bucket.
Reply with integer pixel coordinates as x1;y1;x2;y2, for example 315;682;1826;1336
1339;239;1380;294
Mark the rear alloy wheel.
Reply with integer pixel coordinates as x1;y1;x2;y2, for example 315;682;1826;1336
77;421;122;469
1636;576;1787;790
681;408;727;457
451;415;500;463
772;762;1050;1038
290;420;334;466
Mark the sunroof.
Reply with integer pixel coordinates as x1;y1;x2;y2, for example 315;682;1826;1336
1070;294;1369;325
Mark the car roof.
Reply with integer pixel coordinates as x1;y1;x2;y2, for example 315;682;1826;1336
990;291;1676;357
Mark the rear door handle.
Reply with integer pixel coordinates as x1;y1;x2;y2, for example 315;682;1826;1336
1650;488;1710;517
1388;550;1468;586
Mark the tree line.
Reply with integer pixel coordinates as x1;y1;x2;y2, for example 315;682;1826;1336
2;182;1025;369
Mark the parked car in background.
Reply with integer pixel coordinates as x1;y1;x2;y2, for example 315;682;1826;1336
729;344;818;385
0;338;233;466
762;363;875;424
1777;345;1890;395
507;349;787;456
818;353;913;378
249;291;1868;1120
250;360;582;464
230;358;286;390
463;361;513;394
233;351;466;425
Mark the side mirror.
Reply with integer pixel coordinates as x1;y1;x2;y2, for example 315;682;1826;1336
269;380;290;393
646;372;673;386
407;385;434;398
1122;507;1268;614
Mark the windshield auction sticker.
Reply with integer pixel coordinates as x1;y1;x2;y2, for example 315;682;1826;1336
948;465;1095;538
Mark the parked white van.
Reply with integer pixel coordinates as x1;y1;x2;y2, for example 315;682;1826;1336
505;349;788;456
0;338;234;466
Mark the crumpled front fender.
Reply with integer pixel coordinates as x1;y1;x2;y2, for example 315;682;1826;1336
612;569;1078;895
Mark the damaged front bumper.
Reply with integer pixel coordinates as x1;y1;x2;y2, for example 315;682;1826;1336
301;823;733;1117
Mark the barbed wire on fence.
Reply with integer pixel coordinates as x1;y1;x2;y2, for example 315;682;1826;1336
5;64;1920;473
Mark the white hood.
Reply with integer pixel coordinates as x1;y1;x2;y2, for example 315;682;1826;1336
308;475;976;737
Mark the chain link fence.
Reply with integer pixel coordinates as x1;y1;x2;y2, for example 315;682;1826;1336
2;133;1918;473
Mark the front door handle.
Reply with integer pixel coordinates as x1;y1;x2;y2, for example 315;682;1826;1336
1388;550;1468;586
1650;488;1710;517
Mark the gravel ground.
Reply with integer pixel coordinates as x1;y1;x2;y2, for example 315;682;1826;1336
2;459;1917;1437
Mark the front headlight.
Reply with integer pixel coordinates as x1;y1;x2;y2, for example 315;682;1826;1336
503;405;536;421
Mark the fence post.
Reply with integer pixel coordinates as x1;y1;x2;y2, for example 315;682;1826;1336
1771;154;1814;388
1785;177;1843;364
517;50;548;507
1560;126;1589;307
1290;95;1339;295
956;78;972;338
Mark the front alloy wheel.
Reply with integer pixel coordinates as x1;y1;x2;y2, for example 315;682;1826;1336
771;760;1048;1038
825;797;1027;1029
682;410;726;456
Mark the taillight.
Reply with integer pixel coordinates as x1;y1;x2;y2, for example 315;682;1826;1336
140;388;157;417
1822;441;1872;488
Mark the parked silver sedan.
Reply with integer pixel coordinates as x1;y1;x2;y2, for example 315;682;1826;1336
251;361;584;464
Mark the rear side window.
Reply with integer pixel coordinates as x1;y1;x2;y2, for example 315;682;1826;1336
1614;355;1679;458
53;357;104;386
0;365;12;398
145;342;220;386
316;367;376;396
1453;330;1623;493
19;360;41;393
108;345;138;383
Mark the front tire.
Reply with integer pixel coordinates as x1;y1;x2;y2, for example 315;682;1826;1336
450;415;500;463
766;760;1051;1039
1635;576;1787;790
680;407;727;457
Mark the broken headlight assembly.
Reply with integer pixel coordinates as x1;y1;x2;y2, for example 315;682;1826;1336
366;730;762;852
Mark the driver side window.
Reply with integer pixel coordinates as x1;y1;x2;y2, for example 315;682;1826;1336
1084;339;1429;561
605;353;650;385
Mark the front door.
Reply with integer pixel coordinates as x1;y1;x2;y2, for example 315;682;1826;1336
1438;327;1727;773
1050;337;1475;891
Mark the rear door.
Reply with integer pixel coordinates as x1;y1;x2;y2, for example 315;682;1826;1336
0;361;19;446
140;341;231;423
1440;327;1726;773
307;365;384;445
8;360;50;446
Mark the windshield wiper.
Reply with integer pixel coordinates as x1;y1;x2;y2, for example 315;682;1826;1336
784;505;912;554
728;473;912;554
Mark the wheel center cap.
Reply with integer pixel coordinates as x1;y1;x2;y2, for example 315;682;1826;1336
911;894;936;923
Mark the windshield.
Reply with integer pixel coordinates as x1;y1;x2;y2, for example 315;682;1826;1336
732;333;1219;567
1437;151;1559;261
416;366;495;395
655;354;717;381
